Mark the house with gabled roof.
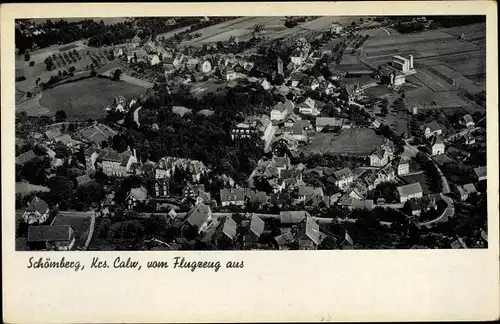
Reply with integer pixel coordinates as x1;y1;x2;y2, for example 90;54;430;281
473;166;486;182
243;215;265;249
76;174;92;187
126;186;148;210
315;117;343;132
44;127;62;141
16;150;37;165
27;225;75;251
97;147;138;177
429;135;445;156
294;217;321;250
369;148;390;167
396;182;423;203
333;167;354;190
275;231;295;250
184;203;213;233
461;114;474;128
420;121;443;139
220;188;246;207
22;196;50;224
397;157;410;176
215;217;238;243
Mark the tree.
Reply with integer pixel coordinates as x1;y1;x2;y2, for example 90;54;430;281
24;52;30;61
76;181;106;208
381;106;388;116
55;110;67;122
26;92;32;98
47;176;74;203
112;69;122;81
90;70;97;77
29;61;35;67
253;24;264;33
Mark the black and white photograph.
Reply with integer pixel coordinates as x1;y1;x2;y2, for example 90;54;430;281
14;14;488;252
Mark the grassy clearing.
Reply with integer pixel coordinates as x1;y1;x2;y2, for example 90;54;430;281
38;77;146;120
302;128;385;156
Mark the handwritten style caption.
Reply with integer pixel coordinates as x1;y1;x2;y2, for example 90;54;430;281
27;256;244;272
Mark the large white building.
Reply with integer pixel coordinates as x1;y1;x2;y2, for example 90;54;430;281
392;55;414;73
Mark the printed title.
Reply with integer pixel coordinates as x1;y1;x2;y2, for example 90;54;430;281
27;256;244;272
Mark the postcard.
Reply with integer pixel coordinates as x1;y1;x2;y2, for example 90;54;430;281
1;1;498;323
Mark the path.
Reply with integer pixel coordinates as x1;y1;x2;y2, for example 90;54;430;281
380;27;391;36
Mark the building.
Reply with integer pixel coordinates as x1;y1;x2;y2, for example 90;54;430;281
126;186;148;210
231;115;275;148
22;196;50;224
396;182;423;203
84;146;100;172
330;22;343;34
421;121;443;139
184;203;213;233
277;56;284;76
397;158;410;176
351;199;374;211
333;168;354;190
369;148;390;167
197;60;212;73
474;166;486;181
429;135;445;156
407;200;422;216
154;156;207;183
97;148;138;177
280;210;309;225
298;97;319;115
243;215;265;249
214;217;238;245
76;174;92;187
16;150;37;165
27;225;75;251
392;55;414;73
315;117;343;132
457;183;477;201
270;100;295;121
294;217;321;250
461;114;474;128
220;188;246;207
297;186;324;203
183;183;206;202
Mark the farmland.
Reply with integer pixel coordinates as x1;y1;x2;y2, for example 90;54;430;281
38;78;146;120
301;128;385;156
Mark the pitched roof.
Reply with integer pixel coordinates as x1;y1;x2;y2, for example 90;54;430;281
474;166;486;179
463;183;477;194
280;210;309;224
16;150;37;165
463;114;473;124
371;148;386;159
54;134;72;145
431;135;444;146
129;187;148;201
172;106;192;117
76;174;92;186
352;199;374;210
397;182;423;197
45;128;62;139
25;196;49;215
275;232;295;246
27;225;74;242
316;117;342;127
220;188;246;202
421;121;442;133
185;203;211;228
221;217;238;240
249;215;265;237
295;217;320;245
333;167;353;180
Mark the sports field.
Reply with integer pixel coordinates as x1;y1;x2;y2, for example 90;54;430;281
301;128;385;156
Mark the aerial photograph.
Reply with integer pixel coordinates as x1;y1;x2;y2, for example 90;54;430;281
14;15;487;251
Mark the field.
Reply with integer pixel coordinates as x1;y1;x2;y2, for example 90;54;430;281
38;78;146;120
301;128;384;156
180;16;362;48
51;212;93;249
30;17;132;25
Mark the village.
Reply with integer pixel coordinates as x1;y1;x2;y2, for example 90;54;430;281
15;16;487;251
